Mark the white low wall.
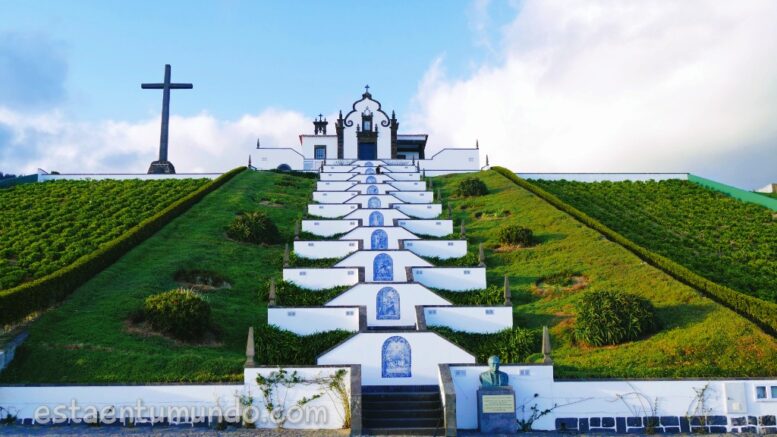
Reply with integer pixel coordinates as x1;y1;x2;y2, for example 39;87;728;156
345;194;402;208
423;306;511;333
385;172;422;181
0;384;242;423
282;268;360;290
397;219;452;237
318;332;475;385
335;251;432;283
327;283;451;328
347;184;395;194
340;227;419;250
307;203;359;218
394;203;443;219
448;364;777;433
388;181;427;191
322;165;355;172
268;307;360;334
294;240;360;259
348;174;395;183
319;172;355;181
316;181;356;191
302;219;360;237
403;240;467;259
243;367;351;429
312;191;357;203
419;148;480;171
254;148;305;170
344;208;409;223
391;191;434;203
38;173;221;182
411;267;487;291
385;165;418;173
519;173;689;182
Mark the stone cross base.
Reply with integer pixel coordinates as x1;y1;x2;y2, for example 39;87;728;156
147;160;176;174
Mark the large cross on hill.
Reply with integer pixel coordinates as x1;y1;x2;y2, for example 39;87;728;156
142;64;193;174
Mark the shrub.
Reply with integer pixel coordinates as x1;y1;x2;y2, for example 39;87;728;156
143;288;212;341
456;177;488;197
434;285;504;305
491;166;777;336
227;211;281;244
0;167;245;327
259;279;348;306
431;326;540;363
254;325;352;364
574;290;657;346
499;224;534;246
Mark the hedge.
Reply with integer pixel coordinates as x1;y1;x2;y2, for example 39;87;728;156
0;167;246;326
491;166;777;336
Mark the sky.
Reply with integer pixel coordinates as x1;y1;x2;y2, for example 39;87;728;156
1;0;775;189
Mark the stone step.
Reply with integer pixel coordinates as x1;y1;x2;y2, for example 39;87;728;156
362;400;441;410
363;417;443;430
363;407;442;419
361;427;442;436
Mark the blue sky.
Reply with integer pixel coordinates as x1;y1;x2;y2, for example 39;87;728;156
1;1;775;188
1;0;510;121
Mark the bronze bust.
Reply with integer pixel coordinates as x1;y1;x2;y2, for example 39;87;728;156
479;355;509;388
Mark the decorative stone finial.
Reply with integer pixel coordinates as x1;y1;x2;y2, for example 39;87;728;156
245;326;256;368
476;139;479;149
485;154;489;167
542;326;553;364
268;278;276;306
294;220;300;241
460;220;466;238
448;203;453;219
503;275;511;305
283;243;290;267
478;243;486;267
256;138;261;149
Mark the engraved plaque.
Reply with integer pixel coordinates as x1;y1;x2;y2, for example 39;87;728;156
482;394;515;413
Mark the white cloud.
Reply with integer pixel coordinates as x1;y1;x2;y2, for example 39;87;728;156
0;107;309;174
409;0;777;188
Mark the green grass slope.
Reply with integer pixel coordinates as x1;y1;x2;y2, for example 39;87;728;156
0;171;311;383
530;179;776;302
436;171;777;378
0;178;209;289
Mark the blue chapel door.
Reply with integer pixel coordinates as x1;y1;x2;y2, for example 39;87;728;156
358;142;377;160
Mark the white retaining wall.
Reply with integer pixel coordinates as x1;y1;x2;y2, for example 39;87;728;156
344;208;409;223
403;240;467;259
293;240;360;259
307;204;358;218
335;251;432;283
38;173;221;182
326;283;451;327
394;203;443;219
345;194;401;208
385;172;422;181
319;172;355;181
340;227;419;250
411;267;487;291
254;148;305;170
419;149;480;172
268;307;360;334
391;191;434;203
302;219;360;237
312;191;357;203
244;367;351;429
448;364;777;432
518;173;689;182
348;174;395;183
423;306;512;333
388;181;427;191
318;332;475;385
347;184;396;195
397;219;452;237
282;268;360;290
317;181;356;191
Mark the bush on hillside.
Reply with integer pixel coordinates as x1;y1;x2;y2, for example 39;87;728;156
227;211;281;244
431;326;540;363
574;290;658;346
143;288;212;341
260;279;348;306
254;324;352;364
499;224;534;246
456;177;488;197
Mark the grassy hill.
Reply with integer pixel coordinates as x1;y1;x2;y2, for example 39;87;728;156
0;178;209;290
2;169;776;383
531;179;776;302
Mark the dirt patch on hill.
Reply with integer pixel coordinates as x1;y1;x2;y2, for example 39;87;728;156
124;319;222;347
174;269;231;292
532;273;589;297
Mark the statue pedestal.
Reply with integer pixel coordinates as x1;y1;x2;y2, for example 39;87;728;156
477;387;516;434
147;160;176;174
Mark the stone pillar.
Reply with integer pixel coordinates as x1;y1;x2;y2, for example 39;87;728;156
244;326;256;368
268;278;276;306
478;243;486;267
542;326;553;364
283;243;290;267
503;275;511;305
